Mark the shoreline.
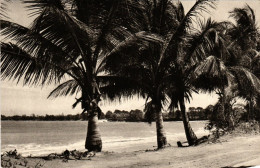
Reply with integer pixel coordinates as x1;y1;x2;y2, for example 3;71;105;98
1;121;209;157
2;134;260;168
2;128;209;157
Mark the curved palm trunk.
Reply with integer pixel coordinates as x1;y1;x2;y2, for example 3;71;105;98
154;104;167;149
180;99;197;146
85;107;102;152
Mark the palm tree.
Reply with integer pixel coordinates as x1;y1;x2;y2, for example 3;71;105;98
166;19;223;144
193;4;260;127
194;51;260;129
220;5;260;122
104;0;221;146
228;5;260;120
0;0;139;152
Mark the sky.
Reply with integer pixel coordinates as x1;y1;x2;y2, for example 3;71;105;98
1;0;259;116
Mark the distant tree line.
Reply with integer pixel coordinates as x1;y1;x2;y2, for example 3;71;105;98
1;106;217;121
1;114;82;121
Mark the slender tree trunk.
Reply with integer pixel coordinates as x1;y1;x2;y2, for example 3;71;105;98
221;88;227;122
85;107;102;152
248;93;254;121
180;99;197;146
155;108;167;149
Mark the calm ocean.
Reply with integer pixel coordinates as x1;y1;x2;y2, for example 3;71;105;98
1;121;209;156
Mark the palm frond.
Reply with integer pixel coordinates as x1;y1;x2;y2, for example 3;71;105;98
98;75;147;101
245;4;255;23
1;20;29;40
160;0;216;66
172;0;215;39
229;4;258;51
118;0;150;32
29;4;95;59
23;0;64;17
48;79;80;98
192;55;228;91
96;31;139;74
0;19;82;71
0;0;11;19
92;0;122;67
185;18;223;64
1;42;65;86
23;3;99;83
144;100;155;124
97;31;164;73
171;1;185;23
230;67;260;95
229;4;256;29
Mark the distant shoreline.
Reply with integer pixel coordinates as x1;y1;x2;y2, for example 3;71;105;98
1;107;211;122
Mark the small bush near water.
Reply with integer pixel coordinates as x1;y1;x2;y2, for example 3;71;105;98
234;121;260;134
205;120;260;143
204;99;260;142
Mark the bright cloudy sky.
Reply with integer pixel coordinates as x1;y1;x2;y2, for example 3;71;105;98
1;0;259;116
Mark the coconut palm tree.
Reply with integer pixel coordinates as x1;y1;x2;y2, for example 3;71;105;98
220;5;260;121
0;0;141;152
194;50;260;128
104;0;222;146
193;4;260;127
228;5;260;120
166;19;228;144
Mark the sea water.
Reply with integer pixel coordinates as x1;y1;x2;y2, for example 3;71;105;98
1;121;209;156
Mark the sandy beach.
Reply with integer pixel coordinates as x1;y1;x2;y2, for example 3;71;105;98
2;134;260;168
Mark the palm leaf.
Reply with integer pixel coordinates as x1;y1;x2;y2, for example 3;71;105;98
160;0;216;66
22;4;98;83
230;67;260;95
23;0;64;17
48;79;81;98
97;31;164;73
0;42;64;85
169;0;216;43
0;0;11;19
185;18;222;64
29;5;95;52
228;4;258;51
0;19;80;69
229;4;256;29
144;100;155;124
192;55;228;91
98;75;147;101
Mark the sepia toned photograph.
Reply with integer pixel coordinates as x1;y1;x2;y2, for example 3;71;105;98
1;0;260;167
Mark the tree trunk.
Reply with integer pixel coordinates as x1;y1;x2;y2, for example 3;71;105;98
180;99;197;146
221;88;227;122
154;105;167;149
85;108;102;152
248;94;254;121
